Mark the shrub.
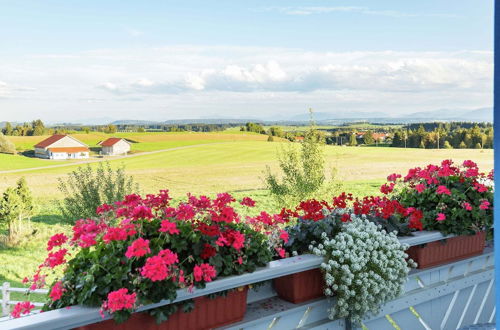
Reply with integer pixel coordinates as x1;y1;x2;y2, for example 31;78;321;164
30;191;274;324
311;216;415;325
57;162;139;222
0;177;36;244
265;126;341;208
385;160;493;235
0;133;16;154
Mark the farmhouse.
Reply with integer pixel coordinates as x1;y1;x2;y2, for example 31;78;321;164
34;135;89;159
98;137;131;155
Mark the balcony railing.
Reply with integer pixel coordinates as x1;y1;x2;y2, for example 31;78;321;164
0;231;494;330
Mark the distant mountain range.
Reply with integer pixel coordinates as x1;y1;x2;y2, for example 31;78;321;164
1;107;492;127
288;107;493;123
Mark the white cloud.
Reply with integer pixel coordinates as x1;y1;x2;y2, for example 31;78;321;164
0;46;492;121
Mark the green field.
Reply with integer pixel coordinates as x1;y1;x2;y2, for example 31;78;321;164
0;133;494;299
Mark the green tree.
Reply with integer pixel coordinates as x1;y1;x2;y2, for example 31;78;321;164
137;127;146;133
474;142;482;149
267;134;274;142
0;133;16;154
363;131;374;145
31;119;45;136
82;126;91;134
443;141;453;149
0;178;35;244
268;126;284;138
58;162;139;221
459;141;467;149
104;124;117;134
265;118;341;208
349;134;357;146
3;122;13;135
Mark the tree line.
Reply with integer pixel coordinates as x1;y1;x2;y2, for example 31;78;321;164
391;124;493;149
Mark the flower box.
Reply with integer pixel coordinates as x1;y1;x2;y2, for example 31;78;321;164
273;268;324;304
407;231;486;269
77;288;248;330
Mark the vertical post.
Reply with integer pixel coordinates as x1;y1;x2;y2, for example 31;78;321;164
2;282;10;316
494;0;499;327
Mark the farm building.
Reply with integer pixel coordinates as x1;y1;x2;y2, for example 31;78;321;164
34;135;89;159
98;137;131;155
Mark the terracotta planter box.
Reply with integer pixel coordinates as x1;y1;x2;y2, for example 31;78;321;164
77;288;248;330
273;268;324;304
407;231;486;269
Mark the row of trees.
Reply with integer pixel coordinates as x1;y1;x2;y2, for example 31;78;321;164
2;120;46;136
391;124;493;149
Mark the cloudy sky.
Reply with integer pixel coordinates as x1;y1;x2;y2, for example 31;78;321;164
0;0;493;123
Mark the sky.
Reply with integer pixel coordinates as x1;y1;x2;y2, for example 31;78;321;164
0;0;494;123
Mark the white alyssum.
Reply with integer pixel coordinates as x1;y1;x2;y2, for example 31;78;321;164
311;216;416;325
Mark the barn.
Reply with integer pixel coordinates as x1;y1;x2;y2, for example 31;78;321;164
98;137;131;156
34;135;90;159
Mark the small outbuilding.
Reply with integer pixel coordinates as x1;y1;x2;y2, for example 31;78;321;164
34;135;90;159
98;138;131;156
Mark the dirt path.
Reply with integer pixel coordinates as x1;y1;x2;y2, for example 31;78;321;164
0;142;230;174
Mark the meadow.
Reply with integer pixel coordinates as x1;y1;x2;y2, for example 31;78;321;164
0;131;494;306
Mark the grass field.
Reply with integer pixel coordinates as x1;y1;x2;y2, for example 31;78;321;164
0;137;494;301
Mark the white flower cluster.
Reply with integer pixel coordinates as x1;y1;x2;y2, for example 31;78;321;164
310;215;416;325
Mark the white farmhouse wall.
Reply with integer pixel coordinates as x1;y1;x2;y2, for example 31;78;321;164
49;136;86;148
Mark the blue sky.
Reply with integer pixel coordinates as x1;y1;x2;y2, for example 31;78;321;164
0;0;494;123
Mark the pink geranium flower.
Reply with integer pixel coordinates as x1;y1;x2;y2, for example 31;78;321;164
436;213;446;221
436;185;451;195
125;238;150;259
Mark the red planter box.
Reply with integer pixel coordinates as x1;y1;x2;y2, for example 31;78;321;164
77;288;248;330
407;231;486;269
273;268;324;304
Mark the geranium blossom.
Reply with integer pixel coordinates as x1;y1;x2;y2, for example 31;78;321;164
414;184;426;193
436;185;451;195
436;213;446;221
49;281;65;301
125;238;151;259
200;244;217;259
10;301;35;318
47;233;68;251
141;255;169;281
104;288;136;312
462;202;473;211
158;219;180;235
193;263;217;282
44;249;68;268
240;197;256;207
131;205;154;220
480;200;490;210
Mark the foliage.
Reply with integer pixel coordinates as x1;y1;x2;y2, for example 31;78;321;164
348;134;357;146
57;162;139;222
0;177;36;244
386;159;493;235
265;126;341;208
311;216;415;325
0;133;16;154
31;191;274;324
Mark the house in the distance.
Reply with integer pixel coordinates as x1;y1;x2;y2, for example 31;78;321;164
34;135;90;159
98;137;131;156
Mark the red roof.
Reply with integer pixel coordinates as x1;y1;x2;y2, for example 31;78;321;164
48;147;89;153
34;135;67;148
99;138;126;147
